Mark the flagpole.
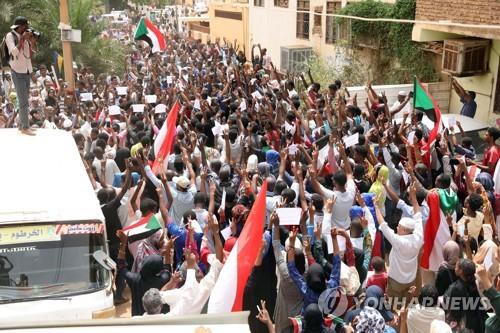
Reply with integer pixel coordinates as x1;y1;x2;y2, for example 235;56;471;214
51;65;60;91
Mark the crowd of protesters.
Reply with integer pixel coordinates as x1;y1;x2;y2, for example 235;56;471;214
1;7;500;333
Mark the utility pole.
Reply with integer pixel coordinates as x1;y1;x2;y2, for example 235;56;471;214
59;0;75;91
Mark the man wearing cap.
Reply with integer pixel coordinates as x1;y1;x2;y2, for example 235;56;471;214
5;16;36;135
389;90;412;119
377;184;423;310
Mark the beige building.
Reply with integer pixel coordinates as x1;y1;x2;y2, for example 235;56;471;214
187;0;395;70
412;0;500;123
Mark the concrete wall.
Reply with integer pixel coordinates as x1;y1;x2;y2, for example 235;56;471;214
347;82;451;115
448;39;500;125
416;0;500;26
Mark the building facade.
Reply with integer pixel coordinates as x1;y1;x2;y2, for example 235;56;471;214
413;0;500;123
190;0;395;72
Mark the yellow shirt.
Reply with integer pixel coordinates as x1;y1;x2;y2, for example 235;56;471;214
130;142;143;158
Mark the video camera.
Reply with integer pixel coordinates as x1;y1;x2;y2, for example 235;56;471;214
27;28;41;39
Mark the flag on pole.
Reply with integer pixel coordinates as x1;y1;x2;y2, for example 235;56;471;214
122;212;162;243
421;189;457;271
207;181;268;313
152;101;181;174
134;17;166;53
53;51;63;73
413;77;442;168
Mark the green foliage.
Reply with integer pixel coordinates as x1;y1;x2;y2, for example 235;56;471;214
335;0;437;84
303;53;369;91
0;0;128;76
337;0;393;43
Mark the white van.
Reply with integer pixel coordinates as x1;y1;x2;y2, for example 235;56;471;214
0;129;115;322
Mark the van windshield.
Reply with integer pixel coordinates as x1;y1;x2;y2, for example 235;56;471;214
0;223;109;303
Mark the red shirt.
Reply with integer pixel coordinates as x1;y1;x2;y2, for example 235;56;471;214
265;130;280;151
366;272;388;292
483;145;499;175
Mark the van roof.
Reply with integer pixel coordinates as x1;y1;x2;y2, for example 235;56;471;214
0;129;104;224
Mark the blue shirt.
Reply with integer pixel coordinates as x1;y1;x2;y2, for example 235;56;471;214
460;97;477;118
287;254;341;310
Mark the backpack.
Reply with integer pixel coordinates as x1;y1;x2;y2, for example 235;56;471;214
0;32;18;67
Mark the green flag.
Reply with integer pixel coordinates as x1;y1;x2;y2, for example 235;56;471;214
413;76;435;111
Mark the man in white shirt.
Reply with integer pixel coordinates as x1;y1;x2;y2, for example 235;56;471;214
92;146;120;186
36;65;53;87
389;91;412;119
160;254;223;316
378;183;423;310
5;16;35;135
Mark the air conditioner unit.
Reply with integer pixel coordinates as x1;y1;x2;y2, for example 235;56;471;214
280;46;313;73
442;39;489;77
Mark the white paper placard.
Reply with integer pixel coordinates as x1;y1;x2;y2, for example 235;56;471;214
276;208;302;226
317;144;330;169
80;92;93;101
240;99;247;111
166;76;173;84
221;226;232;241
251;90;263;100
155;104;167;114
193;99;201;110
108;105;121;115
483;224;493;241
458;223;465;237
484;246;494;271
132;104;145;113
343;133;359;148
145;95;157;103
326;234;346;254
220;188;227;210
79;121;91;138
448;116;456;128
288;144;298;156
116;86;128;95
407;131;416;144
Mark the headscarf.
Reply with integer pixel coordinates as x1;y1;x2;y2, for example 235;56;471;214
257;162;270;178
355;306;386;333
350;205;364;220
345;285;394;323
369;166;388;211
441;240;460;270
231;204;249;237
266;150;280;173
132;229;163;273
302;303;325;333
474;240;499;278
306;263;326;294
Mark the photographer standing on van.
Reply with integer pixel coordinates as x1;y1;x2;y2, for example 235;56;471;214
5;16;38;136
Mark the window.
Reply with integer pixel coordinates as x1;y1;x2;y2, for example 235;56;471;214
274;0;288;7
325;1;341;44
214;10;243;20
254;0;264;7
296;0;310;39
313;6;322;35
337;17;352;42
